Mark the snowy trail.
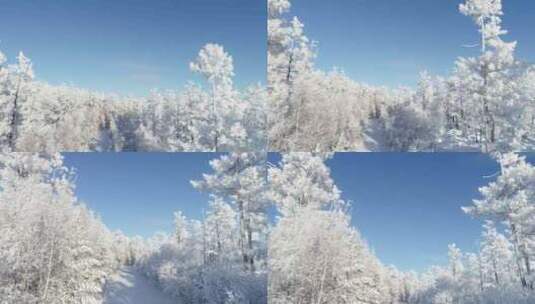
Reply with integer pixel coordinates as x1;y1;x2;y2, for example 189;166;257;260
104;266;176;304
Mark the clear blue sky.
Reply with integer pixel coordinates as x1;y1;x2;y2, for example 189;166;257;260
63;153;535;272
326;153;535;272
291;0;535;88
63;153;220;238
0;0;265;96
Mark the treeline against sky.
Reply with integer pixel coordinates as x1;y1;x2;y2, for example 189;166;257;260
0;44;266;152
1;152;534;303
268;0;535;152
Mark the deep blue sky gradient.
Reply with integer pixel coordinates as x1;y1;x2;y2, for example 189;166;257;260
64;153;219;238
0;0;266;96
290;0;535;88
63;153;535;272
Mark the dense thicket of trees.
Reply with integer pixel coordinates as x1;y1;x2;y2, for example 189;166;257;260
0;44;266;152
1;152;533;303
0;152;269;304
268;0;535;152
0;153;126;303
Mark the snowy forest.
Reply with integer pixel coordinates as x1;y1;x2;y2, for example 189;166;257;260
267;152;535;304
2;151;533;303
268;0;535;152
0;152;269;303
0;44;266;152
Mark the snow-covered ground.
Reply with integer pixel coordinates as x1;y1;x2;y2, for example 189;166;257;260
104;266;176;304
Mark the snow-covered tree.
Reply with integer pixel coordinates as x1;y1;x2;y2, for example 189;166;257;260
453;0;525;151
449;244;464;280
190;44;252;152
268;0;317;151
0;43;265;152
411;153;535;303
204;196;239;263
463;152;535;290
192;152;269;272
134;160;268;304
269;207;388;304
174;210;189;247
267;0;535;152
268;152;342;216
0;52;34;151
0;153;119;303
480;221;514;288
268;153;390;304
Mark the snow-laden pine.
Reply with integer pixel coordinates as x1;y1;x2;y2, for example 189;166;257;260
268;0;535;152
0;44;266;152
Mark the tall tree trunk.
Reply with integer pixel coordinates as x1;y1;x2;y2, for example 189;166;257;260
7;77;23;151
315;262;328;304
247;218;255;272
211;83;219;152
478;254;484;292
41;234;56;302
511;223;528;288
237;200;250;271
